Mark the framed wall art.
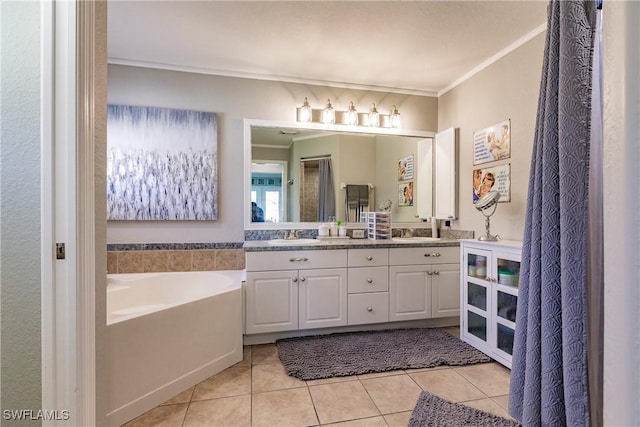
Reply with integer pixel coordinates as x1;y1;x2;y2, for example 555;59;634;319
107;105;218;220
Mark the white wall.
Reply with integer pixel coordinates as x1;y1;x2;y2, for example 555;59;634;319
603;1;640;424
0;0;43;416
438;34;545;241
107;66;438;243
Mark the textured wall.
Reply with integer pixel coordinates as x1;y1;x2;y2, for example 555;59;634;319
0;1;42;421
438;34;545;241
602;1;640;424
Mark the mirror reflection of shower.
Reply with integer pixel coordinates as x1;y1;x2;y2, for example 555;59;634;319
300;155;336;222
250;161;287;222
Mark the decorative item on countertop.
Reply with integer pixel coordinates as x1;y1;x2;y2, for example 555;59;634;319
474;190;501;241
318;223;329;237
329;216;338;237
366;212;391;240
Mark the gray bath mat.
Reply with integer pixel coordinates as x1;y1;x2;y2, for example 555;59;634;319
409;391;521;427
276;328;491;381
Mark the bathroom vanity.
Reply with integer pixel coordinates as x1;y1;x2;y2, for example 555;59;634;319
243;239;460;341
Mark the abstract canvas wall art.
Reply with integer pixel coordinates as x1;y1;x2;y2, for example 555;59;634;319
107;105;217;220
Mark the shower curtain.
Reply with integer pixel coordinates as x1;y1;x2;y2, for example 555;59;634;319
317;158;336;222
508;1;598;426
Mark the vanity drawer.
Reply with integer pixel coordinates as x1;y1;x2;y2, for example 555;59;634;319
389;247;459;265
348;292;389;325
347;248;389;267
246;250;347;271
348;266;389;294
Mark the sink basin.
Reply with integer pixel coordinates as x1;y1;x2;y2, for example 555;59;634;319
392;237;441;243
267;238;322;246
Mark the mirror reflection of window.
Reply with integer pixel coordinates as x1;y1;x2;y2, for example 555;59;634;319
250;162;287;222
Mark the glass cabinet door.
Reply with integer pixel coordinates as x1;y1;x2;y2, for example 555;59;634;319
496;252;521;289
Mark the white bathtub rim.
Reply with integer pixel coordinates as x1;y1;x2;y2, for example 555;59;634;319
107;270;245;325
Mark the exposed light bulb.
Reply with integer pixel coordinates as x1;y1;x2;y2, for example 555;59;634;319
390;105;401;128
322;99;335;124
299;97;312;123
369;103;380;128
345;101;358;126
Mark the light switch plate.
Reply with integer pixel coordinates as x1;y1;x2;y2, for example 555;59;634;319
352;229;366;239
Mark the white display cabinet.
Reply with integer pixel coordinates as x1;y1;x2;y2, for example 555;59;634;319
460;239;522;368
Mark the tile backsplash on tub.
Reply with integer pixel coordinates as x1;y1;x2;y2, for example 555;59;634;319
107;242;245;274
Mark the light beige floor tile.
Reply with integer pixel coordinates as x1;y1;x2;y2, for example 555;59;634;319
192;367;251;401
306;375;358;386
409;369;486;403
403;365;450;374
492;394;510;410
252;343;280;365
309;380;380;424
461;397;515;420
453;362;511;396
234;346;252;368
356;369;405;380
252;387;318;427
252;362;307;393
122;403;188;427
383;411;413;427
183;395;251;427
360;374;423;414
322;415;388;427
160;386;194;405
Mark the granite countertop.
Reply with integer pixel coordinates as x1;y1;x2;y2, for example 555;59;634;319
243;238;460;252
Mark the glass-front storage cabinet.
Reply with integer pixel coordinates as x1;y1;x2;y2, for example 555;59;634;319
460;239;522;368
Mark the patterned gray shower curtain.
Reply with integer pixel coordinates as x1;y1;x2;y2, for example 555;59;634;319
508;1;598;426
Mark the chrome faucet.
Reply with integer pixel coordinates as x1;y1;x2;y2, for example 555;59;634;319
285;230;299;240
402;228;415;238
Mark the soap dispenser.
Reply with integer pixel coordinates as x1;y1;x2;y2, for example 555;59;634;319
430;217;439;238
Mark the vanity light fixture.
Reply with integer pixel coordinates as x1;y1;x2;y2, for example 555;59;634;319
390;105;401;128
299;97;313;123
322;99;336;124
368;103;380;128
345;101;358;126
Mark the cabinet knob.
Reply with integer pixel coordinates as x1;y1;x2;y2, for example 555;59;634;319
431;253;441;257
426;271;433;275
367;256;373;261
367;306;373;312
292;277;298;283
367;278;373;284
300;277;306;282
433;271;440;275
424;253;431;257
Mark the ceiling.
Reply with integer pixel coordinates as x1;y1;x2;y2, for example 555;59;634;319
107;1;548;96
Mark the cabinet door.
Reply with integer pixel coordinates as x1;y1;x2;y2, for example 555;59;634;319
389;265;431;321
299;268;348;329
434;127;457;219
461;247;492;351
246;271;298;334
431;263;460;318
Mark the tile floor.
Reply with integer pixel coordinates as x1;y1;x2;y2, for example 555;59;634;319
123;327;515;427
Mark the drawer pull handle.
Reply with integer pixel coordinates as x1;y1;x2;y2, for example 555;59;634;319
367;256;373;261
367;278;373;284
289;257;309;262
367;306;373;312
300;277;306;282
424;253;431;257
292;277;298;283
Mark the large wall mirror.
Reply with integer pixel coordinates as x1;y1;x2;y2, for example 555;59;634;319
244;119;435;229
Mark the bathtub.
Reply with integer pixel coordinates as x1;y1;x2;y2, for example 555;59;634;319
106;270;244;426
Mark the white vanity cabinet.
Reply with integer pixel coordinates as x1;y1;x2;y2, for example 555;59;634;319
347;248;390;325
460;239;522;368
245;250;347;334
389;247;460;321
